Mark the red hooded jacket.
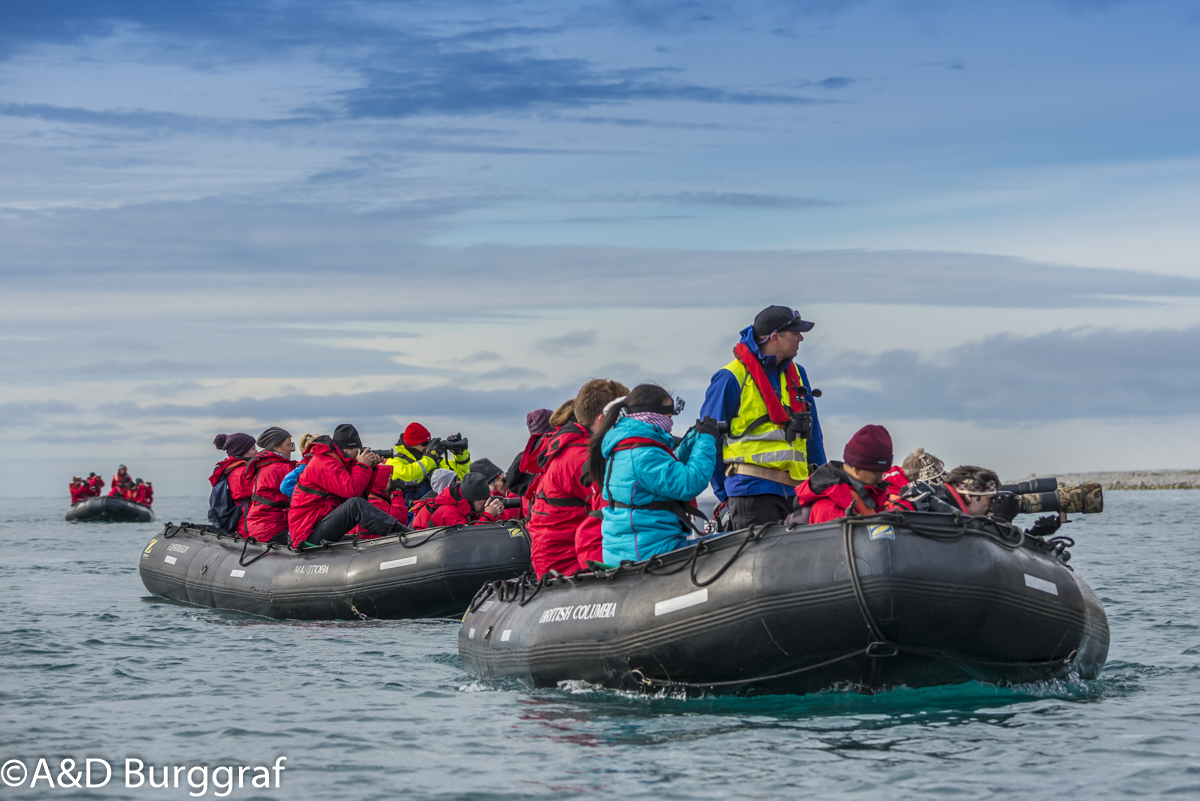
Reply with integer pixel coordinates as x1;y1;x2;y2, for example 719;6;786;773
86;476;104;496
209;456;253;535
412;484;498;529
351;471;407;539
286;441;391;548
794;461;908;525
574;481;605;571
129;484;149;506
526;422;591;577
143;484;153;506
107;484;127;499
244;451;298;543
70;482;87;504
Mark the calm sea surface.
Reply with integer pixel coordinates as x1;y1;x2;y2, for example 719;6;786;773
1;492;1198;800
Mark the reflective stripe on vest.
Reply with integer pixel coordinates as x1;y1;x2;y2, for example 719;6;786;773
721;357;809;483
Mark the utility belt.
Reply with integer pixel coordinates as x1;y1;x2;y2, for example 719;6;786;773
724;463;803;487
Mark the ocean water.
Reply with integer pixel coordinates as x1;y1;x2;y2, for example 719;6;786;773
1;492;1198;800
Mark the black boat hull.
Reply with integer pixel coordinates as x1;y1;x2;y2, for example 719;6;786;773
140;522;531;620
67;497;155;523
459;513;1109;695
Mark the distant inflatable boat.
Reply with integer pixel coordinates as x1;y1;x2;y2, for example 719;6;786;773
459;511;1109;696
66;497;155;523
139;521;531;620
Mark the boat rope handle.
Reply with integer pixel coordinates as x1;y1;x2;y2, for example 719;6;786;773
841;519;893;653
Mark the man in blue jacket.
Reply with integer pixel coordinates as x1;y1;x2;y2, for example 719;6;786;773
700;306;826;529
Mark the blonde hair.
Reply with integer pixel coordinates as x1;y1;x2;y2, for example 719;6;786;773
299;433;317;454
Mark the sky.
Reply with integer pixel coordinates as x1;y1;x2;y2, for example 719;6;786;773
2;0;1200;496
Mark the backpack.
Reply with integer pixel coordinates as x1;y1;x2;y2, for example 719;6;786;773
208;475;244;532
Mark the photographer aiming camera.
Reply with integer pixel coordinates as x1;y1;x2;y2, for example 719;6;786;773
470;458;523;520
386;422;473;504
410;473;505;529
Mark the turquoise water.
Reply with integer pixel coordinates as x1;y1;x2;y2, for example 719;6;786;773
1;492;1198;799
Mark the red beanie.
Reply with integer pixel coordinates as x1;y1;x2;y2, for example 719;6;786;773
403;422;432;446
843;425;893;471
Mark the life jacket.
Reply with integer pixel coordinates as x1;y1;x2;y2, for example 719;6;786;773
208;457;248;533
721;342;810;486
602;436;705;534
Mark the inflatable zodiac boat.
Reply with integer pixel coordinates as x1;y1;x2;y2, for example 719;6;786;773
459;511;1109;696
140;521;531;620
66;497;155;523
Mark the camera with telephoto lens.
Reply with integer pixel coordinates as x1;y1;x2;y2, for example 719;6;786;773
370;448;394;460
500;497;523;509
991;476;1104;522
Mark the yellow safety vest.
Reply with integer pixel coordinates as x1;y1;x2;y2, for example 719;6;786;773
721;357;809;485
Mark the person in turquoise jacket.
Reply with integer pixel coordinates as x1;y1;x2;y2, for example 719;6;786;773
588;384;720;564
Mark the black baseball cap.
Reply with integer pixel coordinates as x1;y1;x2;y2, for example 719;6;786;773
753;306;814;337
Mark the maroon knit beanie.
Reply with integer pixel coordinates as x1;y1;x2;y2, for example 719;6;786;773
843;425;893;471
403;422;432;446
214;432;255;457
526;408;553;435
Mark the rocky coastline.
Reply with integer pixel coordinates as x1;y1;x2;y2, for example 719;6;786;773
1018;470;1200;490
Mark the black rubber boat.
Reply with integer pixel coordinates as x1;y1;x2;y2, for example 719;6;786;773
66;497;155;523
140;521;531;620
459;511;1109;696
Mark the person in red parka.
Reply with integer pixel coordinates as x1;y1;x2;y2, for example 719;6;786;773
143;481;154;507
350;467;408;539
526;379;628;577
469;458;522;521
85;473;104;497
107;481;127;499
130;479;150;506
244;427;298;544
412;473;504;529
69;477;87;505
111;465;132;493
287;424;405;548
210;433;257;534
793;425;907;525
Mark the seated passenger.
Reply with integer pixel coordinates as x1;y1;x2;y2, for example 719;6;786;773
504;408;554;504
406;468;457;524
470;458;522;520
901;447;946;484
244;427;299;544
592;384;719;565
143;481;153;507
209;433;257;533
130;479;150;506
411;473;504;529
107;481;127;499
386;423;471;504
793;425;907;524
528;380;629;577
279;434;316;497
70;477;87;505
287;424;403;548
85;473;104;497
900;465;1000;517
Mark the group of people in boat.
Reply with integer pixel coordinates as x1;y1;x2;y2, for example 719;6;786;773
204;305;1024;567
69;466;153;507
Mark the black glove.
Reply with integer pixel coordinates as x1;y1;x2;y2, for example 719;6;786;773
1026;515;1062;539
991;491;1019;523
426;438;448;459
444;433;469;454
784;411;812;442
694;416;721;439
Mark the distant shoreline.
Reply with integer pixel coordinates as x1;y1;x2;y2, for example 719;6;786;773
1019;470;1200;490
